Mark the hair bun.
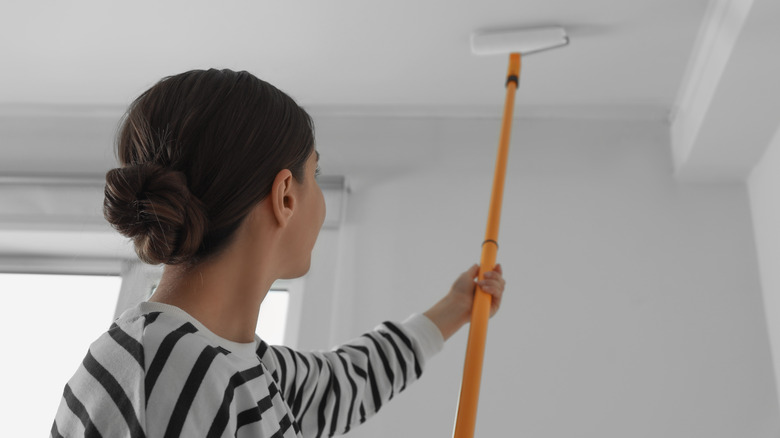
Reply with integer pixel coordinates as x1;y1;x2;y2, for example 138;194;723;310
103;162;208;265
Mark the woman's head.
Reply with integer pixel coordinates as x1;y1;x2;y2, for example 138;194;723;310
103;68;317;267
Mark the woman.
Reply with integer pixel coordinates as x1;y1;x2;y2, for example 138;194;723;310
51;68;505;437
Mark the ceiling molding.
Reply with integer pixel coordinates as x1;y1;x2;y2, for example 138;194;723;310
0;102;669;122
307;104;669;121
670;0;753;171
670;0;780;182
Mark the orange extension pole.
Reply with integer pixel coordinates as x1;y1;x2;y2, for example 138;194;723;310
453;52;521;438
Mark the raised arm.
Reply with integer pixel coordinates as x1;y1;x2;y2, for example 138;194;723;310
258;263;505;437
258;315;442;437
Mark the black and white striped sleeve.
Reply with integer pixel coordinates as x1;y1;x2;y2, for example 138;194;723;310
258;314;444;437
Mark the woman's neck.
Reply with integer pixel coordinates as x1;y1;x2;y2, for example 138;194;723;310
148;233;277;344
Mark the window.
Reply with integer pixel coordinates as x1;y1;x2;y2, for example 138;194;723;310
0;269;295;437
0;273;121;438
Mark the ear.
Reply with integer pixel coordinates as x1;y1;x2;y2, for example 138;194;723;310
270;169;295;227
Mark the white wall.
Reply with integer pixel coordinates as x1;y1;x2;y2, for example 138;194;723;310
748;124;780;418
4;106;777;435
312;115;779;437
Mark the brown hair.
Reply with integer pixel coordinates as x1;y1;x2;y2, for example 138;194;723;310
103;69;315;267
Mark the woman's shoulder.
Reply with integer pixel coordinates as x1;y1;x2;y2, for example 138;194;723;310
86;301;237;381
53;305;272;437
51;306;151;437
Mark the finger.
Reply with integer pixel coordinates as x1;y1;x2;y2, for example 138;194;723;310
478;280;502;294
493;263;503;275
478;277;499;286
484;268;505;287
466;263;480;280
482;271;504;283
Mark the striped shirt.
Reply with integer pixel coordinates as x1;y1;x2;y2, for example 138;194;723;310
50;301;443;437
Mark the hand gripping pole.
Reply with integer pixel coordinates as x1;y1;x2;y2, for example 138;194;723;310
452;53;521;438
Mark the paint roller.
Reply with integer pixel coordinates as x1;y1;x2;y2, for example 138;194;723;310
453;26;569;438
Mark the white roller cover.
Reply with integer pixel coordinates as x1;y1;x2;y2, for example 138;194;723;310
471;26;569;56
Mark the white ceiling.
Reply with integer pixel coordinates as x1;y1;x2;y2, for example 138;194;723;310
0;0;709;112
7;0;780;264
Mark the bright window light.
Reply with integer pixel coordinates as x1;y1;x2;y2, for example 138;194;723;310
256;289;289;346
0;273;121;438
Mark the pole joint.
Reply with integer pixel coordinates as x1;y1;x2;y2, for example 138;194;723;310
482;239;499;250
